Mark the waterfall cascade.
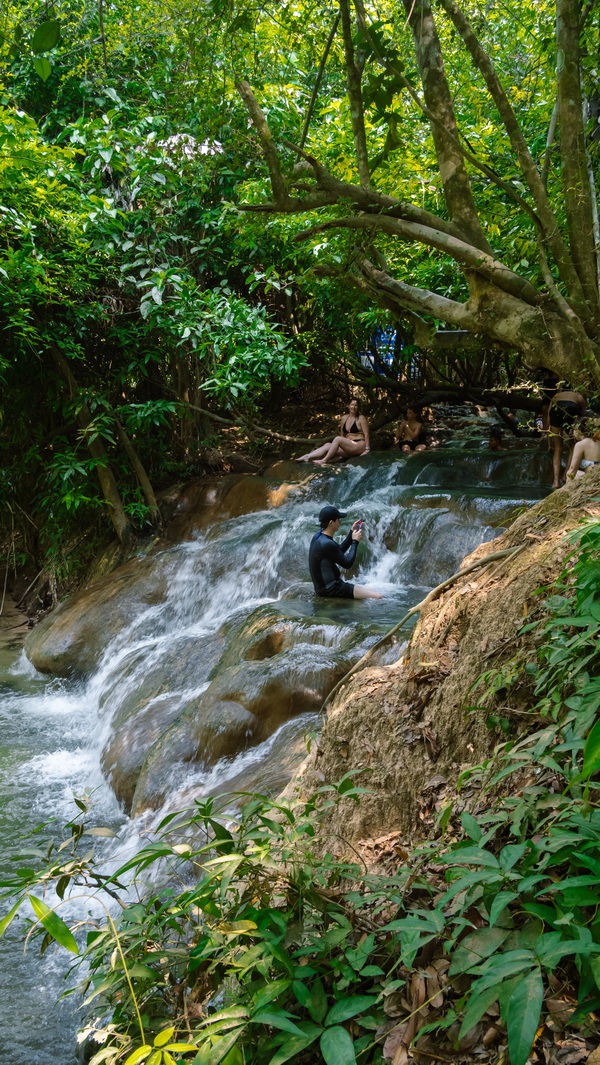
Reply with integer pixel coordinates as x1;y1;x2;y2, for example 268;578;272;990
0;444;551;1064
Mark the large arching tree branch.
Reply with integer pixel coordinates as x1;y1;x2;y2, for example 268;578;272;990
438;0;592;329
358;259;600;384
295;214;542;305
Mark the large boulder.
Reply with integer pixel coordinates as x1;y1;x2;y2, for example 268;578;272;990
128;607;369;815
24;555;168;677
100;632;227;809
131;699;261;813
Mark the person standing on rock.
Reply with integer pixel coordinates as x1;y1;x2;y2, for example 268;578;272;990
309;506;383;600
548;387;586;488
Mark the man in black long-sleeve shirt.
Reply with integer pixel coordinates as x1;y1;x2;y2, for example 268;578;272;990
309;506;382;600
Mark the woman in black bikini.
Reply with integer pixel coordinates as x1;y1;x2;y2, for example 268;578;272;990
296;398;370;463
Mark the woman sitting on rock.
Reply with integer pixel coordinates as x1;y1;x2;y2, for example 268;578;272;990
565;422;600;480
394;407;428;451
296;398;370;464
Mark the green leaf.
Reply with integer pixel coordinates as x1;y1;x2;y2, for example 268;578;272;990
458;986;500;1041
325;996;378;1026
449;926;510;977
461;812;482;842
320;1026;357;1065
448;847;499;868
499;844;527;872
124;1048;153;1065
267;1025;322;1065
201;1007;249;1027
307;978;328;1023
583;717;600;778
0;896;24;937
474;951;536;993
202;1028;245;1065
592;955;600;992
252;978;291;1012
31;19;61;53
250;1011;304;1036
154;1028;176;1047
507;968;544;1065
488;892;519;927
28;895;79;954
33;56;52;81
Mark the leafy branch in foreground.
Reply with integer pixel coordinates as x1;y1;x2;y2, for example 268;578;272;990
2;524;600;1065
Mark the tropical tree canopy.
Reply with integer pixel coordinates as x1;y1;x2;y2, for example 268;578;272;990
1;0;599;557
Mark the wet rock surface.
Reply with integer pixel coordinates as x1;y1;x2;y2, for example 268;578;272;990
123;606;366;814
22;447;553;818
24;555;168;677
289;466;600;848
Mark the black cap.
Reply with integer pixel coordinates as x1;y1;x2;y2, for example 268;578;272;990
318;505;347;526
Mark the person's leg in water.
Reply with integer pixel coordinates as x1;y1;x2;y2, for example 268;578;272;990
353;585;382;599
550;426;564;488
296;442;336;462
314;437;365;464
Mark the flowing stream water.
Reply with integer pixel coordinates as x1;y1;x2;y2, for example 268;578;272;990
0;446;550;1064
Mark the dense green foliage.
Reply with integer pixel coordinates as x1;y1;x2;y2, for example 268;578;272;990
2;519;600;1065
3;0;599;571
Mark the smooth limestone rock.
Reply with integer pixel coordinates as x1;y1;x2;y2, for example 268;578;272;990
100;633;227;808
127;606;364;815
163;475;272;541
99;602;363;813
130;645;354;815
131;699;260;813
23;473;283;678
24;555;168;677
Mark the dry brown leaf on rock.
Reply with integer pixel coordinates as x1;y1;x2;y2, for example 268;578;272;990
545;1036;591;1065
382;1022;408;1062
545;997;576;1029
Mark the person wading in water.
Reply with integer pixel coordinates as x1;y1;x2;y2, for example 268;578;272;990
309;506;383;600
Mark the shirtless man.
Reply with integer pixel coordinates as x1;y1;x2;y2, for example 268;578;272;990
394;407;427;451
308;506;382;600
548;388;586;488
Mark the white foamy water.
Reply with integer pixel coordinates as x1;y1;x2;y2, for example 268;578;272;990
0;446;550;1062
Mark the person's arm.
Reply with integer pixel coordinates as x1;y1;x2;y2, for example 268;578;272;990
360;415;370;451
566;440;584;478
323;536;358;570
393;420;405;444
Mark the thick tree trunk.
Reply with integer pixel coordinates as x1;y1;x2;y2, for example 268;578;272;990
402;0;491;254
556;0;600;322
439;0;591;327
339;0;370;187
